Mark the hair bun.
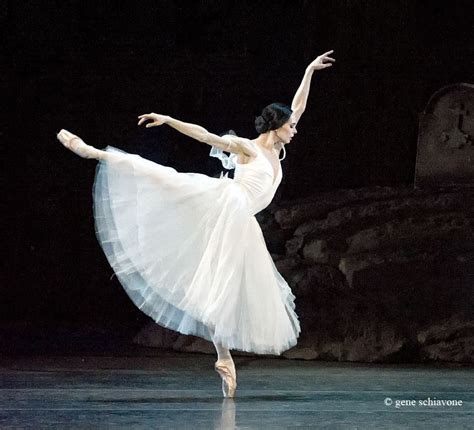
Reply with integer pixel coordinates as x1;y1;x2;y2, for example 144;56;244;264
255;115;270;134
254;103;293;135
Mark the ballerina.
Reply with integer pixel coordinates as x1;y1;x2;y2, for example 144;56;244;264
57;50;335;398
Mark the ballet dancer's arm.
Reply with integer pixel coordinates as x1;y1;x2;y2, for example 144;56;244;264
138;113;256;157
291;50;335;124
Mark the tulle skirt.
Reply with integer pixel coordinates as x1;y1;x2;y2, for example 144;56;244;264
92;146;300;355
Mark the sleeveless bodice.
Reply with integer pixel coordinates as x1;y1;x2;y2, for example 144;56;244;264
233;141;282;215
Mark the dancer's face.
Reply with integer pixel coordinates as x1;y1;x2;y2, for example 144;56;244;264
275;117;297;144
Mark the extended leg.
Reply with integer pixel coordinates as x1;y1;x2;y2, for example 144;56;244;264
57;129;127;163
57;129;107;160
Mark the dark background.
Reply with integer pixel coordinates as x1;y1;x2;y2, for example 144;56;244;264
3;1;473;332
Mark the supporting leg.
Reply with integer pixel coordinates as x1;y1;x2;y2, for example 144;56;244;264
208;326;237;398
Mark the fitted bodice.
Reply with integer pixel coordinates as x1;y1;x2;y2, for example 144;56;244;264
233;140;282;215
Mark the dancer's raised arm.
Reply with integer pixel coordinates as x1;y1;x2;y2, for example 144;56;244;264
138;113;256;157
291;50;335;124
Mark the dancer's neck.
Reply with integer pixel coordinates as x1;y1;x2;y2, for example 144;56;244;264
254;132;280;152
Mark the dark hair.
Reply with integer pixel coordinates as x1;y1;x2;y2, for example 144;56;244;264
255;103;292;134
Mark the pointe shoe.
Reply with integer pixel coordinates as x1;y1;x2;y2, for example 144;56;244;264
57;129;101;159
214;359;237;398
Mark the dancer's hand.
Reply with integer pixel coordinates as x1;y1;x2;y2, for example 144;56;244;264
307;50;335;71
138;113;169;128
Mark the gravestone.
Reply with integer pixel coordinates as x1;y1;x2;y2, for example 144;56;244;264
415;83;474;187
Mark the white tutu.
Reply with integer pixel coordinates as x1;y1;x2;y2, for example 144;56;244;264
92;143;300;355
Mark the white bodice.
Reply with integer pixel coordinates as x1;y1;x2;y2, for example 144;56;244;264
233;141;282;215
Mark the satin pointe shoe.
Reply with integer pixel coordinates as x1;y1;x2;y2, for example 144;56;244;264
57;129;101;159
214;358;237;398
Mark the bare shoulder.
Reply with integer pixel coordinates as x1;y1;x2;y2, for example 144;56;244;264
220;135;256;159
232;137;257;163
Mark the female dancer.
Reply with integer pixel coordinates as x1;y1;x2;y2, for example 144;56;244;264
57;50;335;398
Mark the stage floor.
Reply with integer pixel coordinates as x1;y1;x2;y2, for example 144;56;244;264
0;352;472;429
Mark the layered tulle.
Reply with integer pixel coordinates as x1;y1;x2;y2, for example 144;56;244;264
92;145;300;355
